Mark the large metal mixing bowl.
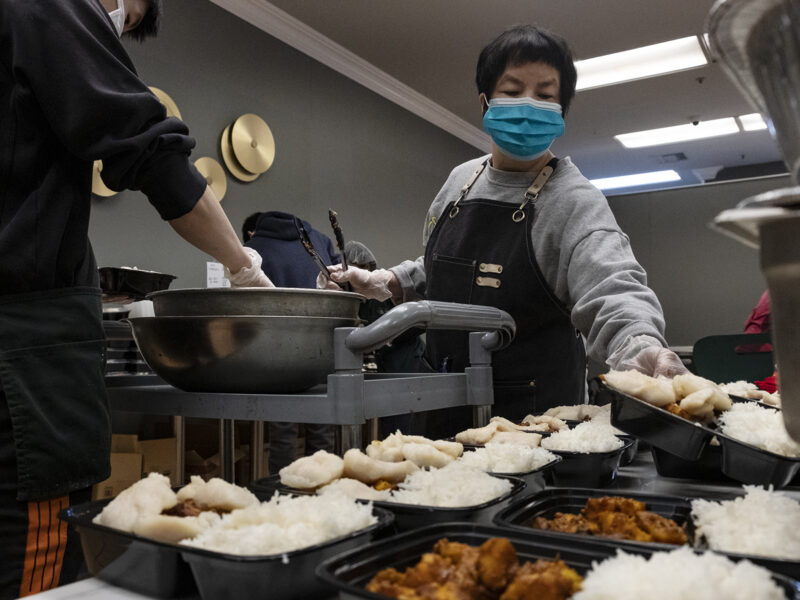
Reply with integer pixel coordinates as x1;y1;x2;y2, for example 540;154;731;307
146;287;364;319
129;315;358;393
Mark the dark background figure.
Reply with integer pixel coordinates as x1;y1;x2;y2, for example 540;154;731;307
246;211;338;288
744;290;771;334
245;211;339;473
344;241;426;437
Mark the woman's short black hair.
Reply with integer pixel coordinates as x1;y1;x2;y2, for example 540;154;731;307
476;25;578;116
242;212;262;242
126;0;162;42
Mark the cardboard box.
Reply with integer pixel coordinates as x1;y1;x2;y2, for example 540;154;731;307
139;437;178;487
92;434;178;499
92;434;143;500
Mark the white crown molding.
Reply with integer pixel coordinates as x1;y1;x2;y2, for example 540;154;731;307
207;0;491;151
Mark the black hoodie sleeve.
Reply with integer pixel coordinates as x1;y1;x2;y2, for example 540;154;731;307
1;0;206;219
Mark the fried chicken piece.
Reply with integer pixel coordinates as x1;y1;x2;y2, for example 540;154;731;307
666;402;697;421
402;553;457;589
635;510;688;545
593;511;652;542
582;496;646;520
500;559;581;600
532;513;596;535
477;537;518;592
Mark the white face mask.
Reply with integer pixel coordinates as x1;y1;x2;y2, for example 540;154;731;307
108;0;126;37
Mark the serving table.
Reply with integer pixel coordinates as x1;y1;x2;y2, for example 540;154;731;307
31;449;800;600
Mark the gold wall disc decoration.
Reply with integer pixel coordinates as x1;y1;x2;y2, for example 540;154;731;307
220;124;260;182
149;86;182;120
91;160;117;197
194;157;227;201
230;113;275;174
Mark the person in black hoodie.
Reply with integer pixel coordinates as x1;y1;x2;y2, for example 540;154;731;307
0;2;271;596
245;211;339;473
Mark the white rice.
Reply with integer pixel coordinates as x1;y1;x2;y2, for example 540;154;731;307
540;421;624;453
573;547;784;600
717;402;800;457
387;461;512;507
179;491;376;556
691;486;800;560
456;442;557;474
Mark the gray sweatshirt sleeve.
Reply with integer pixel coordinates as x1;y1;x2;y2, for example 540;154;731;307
538;160;667;362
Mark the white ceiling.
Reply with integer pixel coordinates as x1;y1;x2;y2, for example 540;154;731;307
241;0;787;192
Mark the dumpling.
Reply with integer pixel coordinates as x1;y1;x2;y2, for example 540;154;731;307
603;370;676;407
279;450;344;490
342;448;419;484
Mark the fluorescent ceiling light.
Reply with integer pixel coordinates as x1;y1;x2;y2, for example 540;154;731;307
615;117;740;148
591;170;681;191
738;113;768;131
576;36;708;90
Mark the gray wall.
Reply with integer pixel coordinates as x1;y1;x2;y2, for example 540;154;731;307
89;0;788;353
88;0;477;287
608;174;791;346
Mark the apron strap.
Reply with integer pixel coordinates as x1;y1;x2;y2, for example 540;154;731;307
449;159;490;219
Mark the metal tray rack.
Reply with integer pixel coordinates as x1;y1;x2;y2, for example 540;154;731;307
105;301;515;483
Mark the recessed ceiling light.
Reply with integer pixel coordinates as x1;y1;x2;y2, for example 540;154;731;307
576;36;708;91
590;170;681;191
738;113;768;131
614;118;740;148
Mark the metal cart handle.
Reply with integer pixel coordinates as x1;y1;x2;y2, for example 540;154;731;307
344;300;516;354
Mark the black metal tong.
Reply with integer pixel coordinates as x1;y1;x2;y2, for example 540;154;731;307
295;215;351;291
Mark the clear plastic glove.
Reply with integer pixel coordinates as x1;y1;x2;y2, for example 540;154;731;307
607;334;688;378
224;247;274;288
316;264;394;300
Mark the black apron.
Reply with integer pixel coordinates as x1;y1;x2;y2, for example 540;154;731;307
424;158;585;427
0;287;110;501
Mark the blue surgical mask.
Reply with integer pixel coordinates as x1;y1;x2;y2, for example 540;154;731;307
483;97;565;161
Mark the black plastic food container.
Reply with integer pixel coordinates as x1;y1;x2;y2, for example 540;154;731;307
99;266;176;300
599;381;716;460
544;438;633;487
180;506;394;600
493;487;693;553
493;486;800;581
650;443;733;482
252;474;526;533
616;433;639;466
486;455;561;490
58;499;197;598
716;431;800;488
316;521;800;599
316;521;624;600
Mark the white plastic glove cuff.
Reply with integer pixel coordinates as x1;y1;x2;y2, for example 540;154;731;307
605;334;663;371
225;247;274;288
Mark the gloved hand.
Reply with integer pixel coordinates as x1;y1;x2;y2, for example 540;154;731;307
316;264;394;300
607;335;688;378
224;247;274;288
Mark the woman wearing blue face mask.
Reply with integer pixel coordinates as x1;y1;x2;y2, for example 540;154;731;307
322;25;685;434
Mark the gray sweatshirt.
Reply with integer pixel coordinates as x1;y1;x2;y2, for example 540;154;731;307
391;155;667;364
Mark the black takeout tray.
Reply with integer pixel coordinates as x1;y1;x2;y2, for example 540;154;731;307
180;505;394;600
544;438;634;487
252;474;527;532
493;487;693;553
316;521;800;599
60;496;394;600
598;380;716;461
59;499;197;598
494;486;800;581
99;266;176;300
650;443;734;482
716;430;800;488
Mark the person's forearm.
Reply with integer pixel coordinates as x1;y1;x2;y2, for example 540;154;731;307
168;186;250;272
